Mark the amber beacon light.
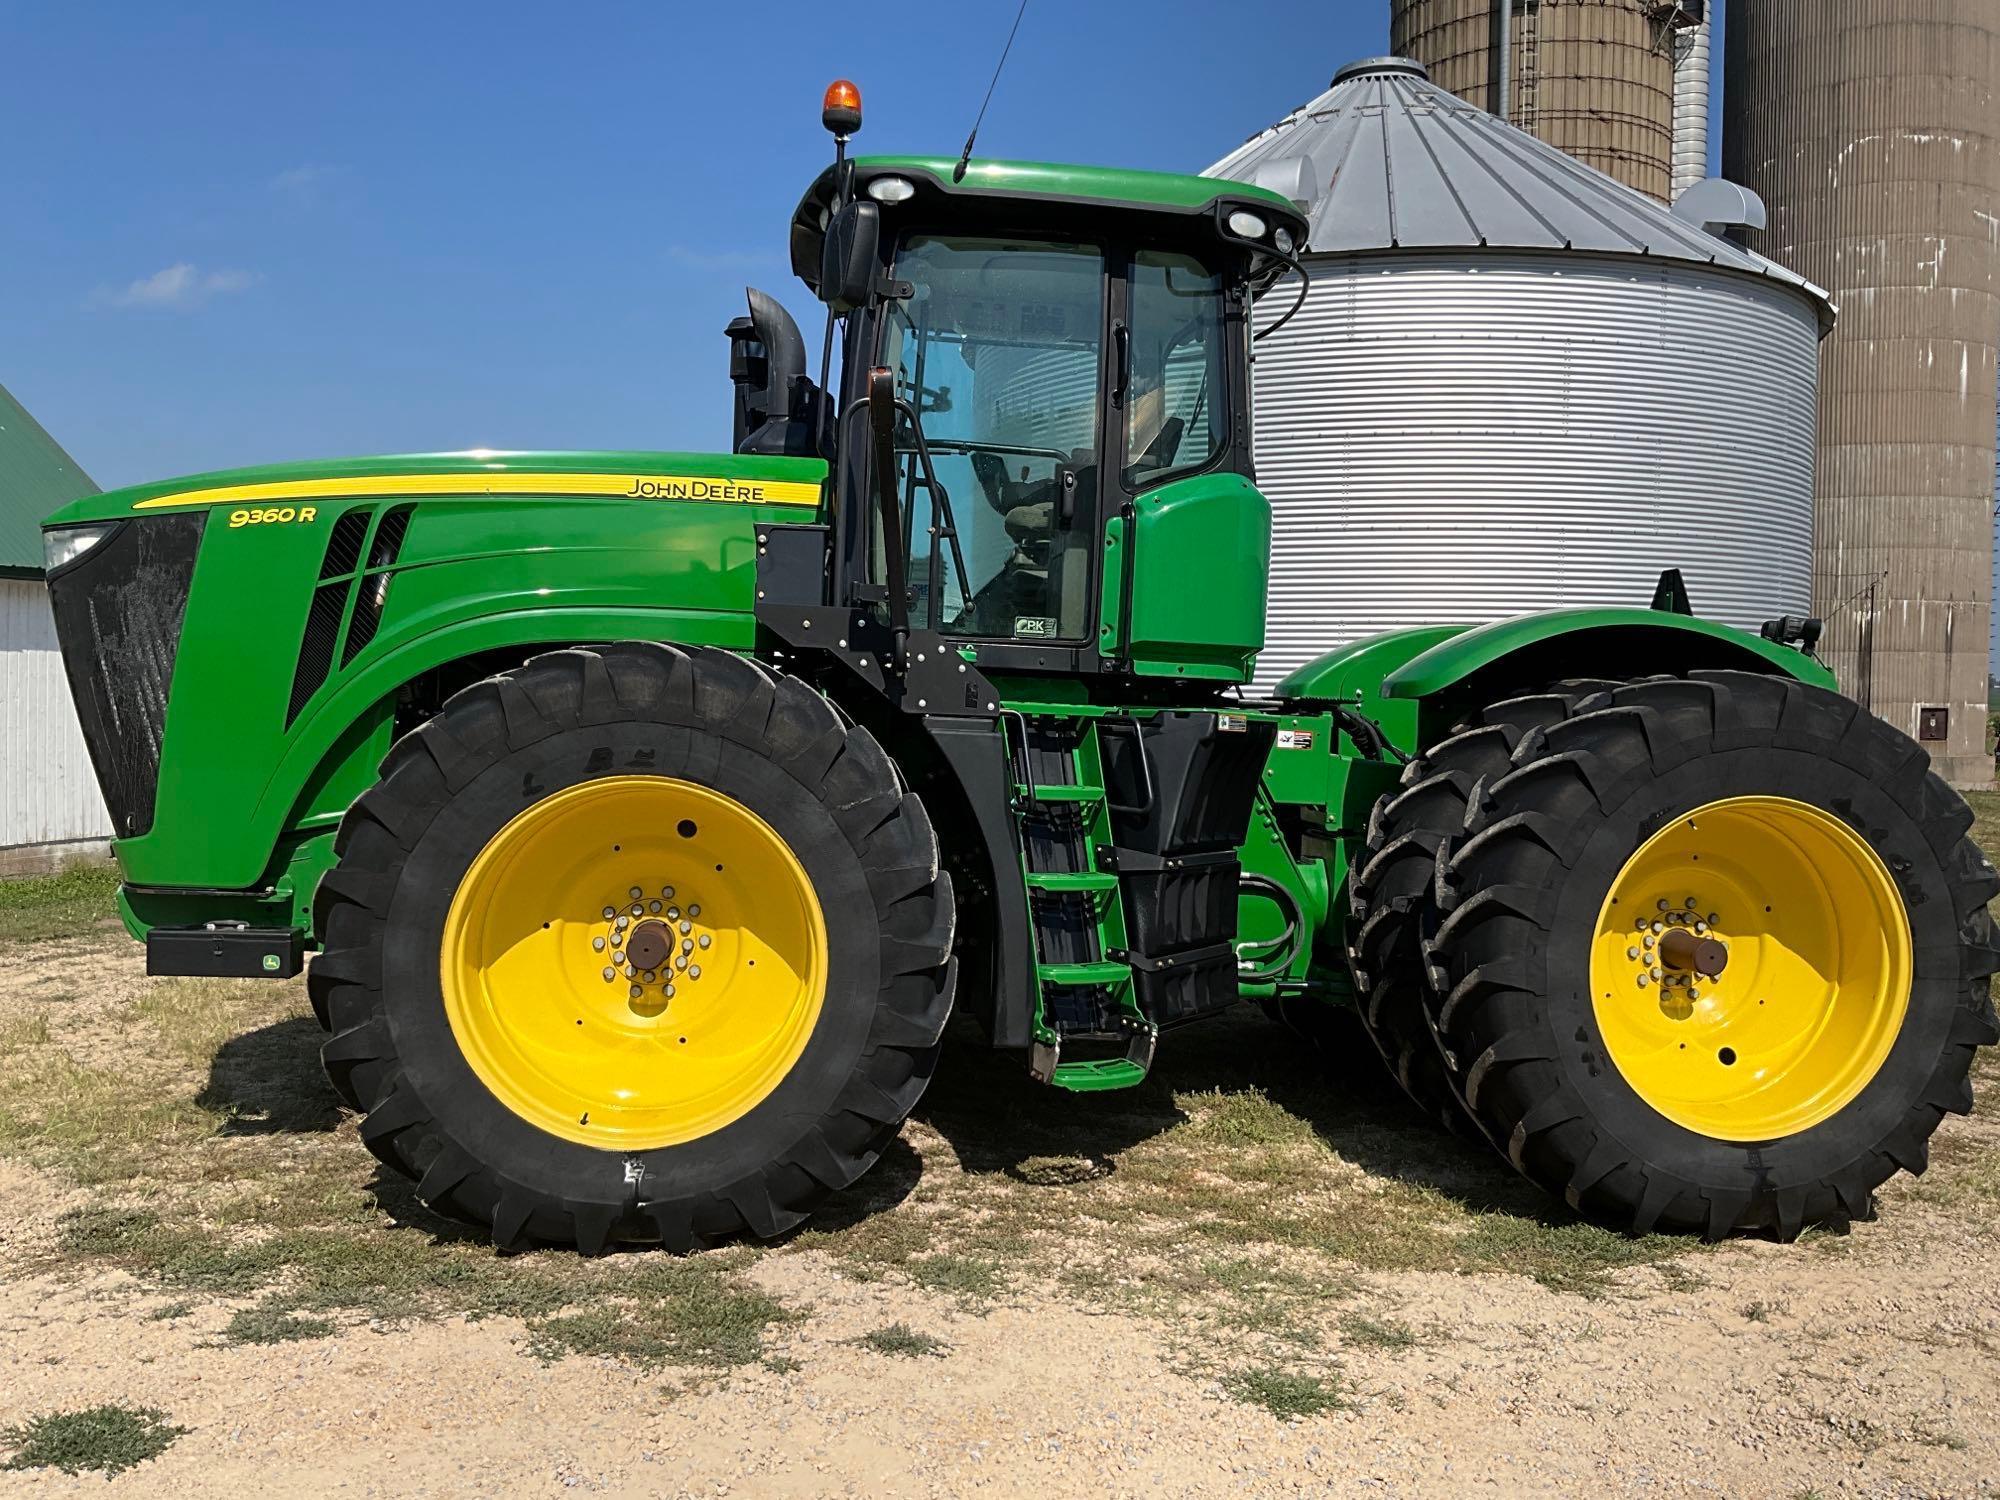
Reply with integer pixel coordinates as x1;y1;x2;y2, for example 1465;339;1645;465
822;79;862;137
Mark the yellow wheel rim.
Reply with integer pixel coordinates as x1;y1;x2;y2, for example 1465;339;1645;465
440;776;827;1150
1589;795;1912;1141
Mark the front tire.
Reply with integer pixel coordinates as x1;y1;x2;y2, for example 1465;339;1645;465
308;642;955;1252
1424;671;1998;1239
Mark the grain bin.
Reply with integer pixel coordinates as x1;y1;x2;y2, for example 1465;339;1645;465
1207;57;1832;691
1724;4;2000;787
1390;0;1687;202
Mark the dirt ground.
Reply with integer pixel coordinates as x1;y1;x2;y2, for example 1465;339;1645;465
1;877;1997;1497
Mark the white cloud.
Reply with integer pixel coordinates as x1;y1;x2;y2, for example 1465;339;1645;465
99;263;261;310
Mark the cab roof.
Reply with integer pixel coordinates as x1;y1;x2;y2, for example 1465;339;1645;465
789;155;1307;294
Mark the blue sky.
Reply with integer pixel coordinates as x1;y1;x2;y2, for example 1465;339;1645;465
2;1;1401;489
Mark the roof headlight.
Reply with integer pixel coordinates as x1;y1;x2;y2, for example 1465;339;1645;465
866;176;917;204
42;522;121;576
1274;225;1295;255
1227;209;1269;240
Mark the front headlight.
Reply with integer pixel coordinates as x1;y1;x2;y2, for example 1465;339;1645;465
42;522;122;576
1226;209;1269;240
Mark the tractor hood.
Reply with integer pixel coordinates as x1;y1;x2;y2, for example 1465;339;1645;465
40;448;825;890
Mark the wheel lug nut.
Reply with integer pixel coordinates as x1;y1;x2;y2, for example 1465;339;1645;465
612;951;624;964
1650;966;1663;980
1651;921;1663;934
629;984;643;1000
682;938;694;954
679;921;692;935
1638;974;1650;987
643;970;656;983
649;900;662;913
689;904;701;918
593;936;606;952
666;906;680;921
1644;935;1655;949
602;967;615;982
675;955;688;970
1657;899;1670;912
689;965;701;980
1688;988;1701;1001
602;906;616;920
624;964;636;979
661;886;675;899
1626;946;1639;960
698;934;711;949
629;886;643;900
1707;912;1719;925
631;905;644;917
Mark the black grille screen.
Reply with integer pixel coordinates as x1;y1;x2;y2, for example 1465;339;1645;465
287;582;348;725
46;512;206;840
319;509;370;579
341;505;412;667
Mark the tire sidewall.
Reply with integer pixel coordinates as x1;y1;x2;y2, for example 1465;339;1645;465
381;718;883;1207
1541;742;1961;1188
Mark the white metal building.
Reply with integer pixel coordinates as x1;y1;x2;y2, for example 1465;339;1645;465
0;380;109;867
1206;57;1835;691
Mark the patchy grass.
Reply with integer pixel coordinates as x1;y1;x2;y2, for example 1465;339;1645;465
1222;1367;1346;1418
526;1268;790;1370
1;1404;186;1476
905;1252;1005;1307
0;862;121;946
220;1302;337;1346
1338;1312;1420;1351
855;1322;948;1359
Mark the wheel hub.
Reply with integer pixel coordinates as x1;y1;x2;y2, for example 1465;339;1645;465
439;776;828;1150
1590;795;1912;1141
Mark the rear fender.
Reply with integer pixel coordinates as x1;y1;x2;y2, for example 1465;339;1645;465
1382;609;1835;731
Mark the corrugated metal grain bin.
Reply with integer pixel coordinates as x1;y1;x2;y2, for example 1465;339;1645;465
1391;0;1682;202
1207;57;1832;692
1725;3;2000;787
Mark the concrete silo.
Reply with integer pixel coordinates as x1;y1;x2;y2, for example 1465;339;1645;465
1390;0;1693;202
1725;5;2000;786
1207;57;1832;692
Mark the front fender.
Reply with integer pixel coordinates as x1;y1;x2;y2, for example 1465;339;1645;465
1380;608;1837;699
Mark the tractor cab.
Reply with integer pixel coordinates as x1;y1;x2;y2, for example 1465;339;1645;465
749;85;1307;685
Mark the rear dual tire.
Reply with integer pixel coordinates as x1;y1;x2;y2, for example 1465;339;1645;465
1352;671;1998;1239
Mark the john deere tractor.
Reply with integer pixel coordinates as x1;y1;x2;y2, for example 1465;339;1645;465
43;83;1997;1252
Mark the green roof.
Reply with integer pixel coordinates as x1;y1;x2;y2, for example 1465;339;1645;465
0;381;97;574
853;156;1300;216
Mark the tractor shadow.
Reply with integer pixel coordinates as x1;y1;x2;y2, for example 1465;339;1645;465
195;1001;1561;1242
908;1004;1568;1226
197;1014;344;1136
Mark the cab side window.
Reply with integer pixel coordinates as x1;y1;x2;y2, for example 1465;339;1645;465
1124;251;1228;490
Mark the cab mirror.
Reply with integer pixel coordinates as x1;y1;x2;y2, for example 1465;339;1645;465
820;200;881;314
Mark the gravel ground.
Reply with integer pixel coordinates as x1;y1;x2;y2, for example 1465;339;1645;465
1;921;1997;1497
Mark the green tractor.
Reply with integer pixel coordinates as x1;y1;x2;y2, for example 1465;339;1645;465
43;83;1997;1252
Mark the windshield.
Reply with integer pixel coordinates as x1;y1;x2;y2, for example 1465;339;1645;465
877;235;1104;641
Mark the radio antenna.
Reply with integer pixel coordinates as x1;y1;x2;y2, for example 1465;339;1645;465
954;0;1031;183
